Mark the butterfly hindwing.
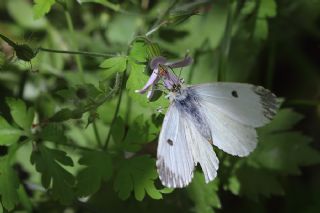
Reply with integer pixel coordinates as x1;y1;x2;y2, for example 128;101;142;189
184;118;219;183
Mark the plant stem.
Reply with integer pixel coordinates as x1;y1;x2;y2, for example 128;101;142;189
104;73;124;149
38;47;117;58
218;0;234;82
64;10;85;83
17;185;33;212
93;121;102;148
146;0;179;37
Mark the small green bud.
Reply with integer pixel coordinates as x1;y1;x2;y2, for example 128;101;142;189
147;42;161;59
14;44;37;62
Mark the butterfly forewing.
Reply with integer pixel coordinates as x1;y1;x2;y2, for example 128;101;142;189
191;83;278;128
157;105;195;188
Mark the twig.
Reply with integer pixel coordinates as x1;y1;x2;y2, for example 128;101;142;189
93;121;102;148
38;47;117;58
104;73;123;149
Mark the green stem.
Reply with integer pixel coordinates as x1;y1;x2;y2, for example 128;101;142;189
146;0;179;36
104;73;124;149
218;0;234;81
17;185;33;212
93;121;102;148
38;47;117;58
187;40;209;83
64;10;85;83
0;33;17;47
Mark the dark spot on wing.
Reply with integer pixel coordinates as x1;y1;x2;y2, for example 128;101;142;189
231;90;238;98
167;139;173;146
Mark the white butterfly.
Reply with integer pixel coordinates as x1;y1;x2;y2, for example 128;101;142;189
136;56;279;188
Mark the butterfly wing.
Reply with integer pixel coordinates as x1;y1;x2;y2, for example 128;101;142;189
157;104;195;188
190;83;278;157
183;118;219;183
157;103;219;187
191;83;278;128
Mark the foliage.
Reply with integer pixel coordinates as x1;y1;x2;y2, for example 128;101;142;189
0;0;319;212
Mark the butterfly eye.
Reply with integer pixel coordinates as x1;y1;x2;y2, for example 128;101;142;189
167;139;173;146
231;90;238;98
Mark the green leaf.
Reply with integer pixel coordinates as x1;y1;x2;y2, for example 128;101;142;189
187;172;221;213
40;123;67;144
0;117;23;146
0;155;20;211
114;155;162;201
76;150;113;197
235;165;284;200
249;109;320;174
254;19;268;40
6;98;34;131
227;175;241;195
7;0;46;29
99;56;127;79
129;41;148;62
259;108;304;133
258;0;277;18
228;109;320;199
33;0;56;19
110;116;125;143
30;145;75;204
122;115;159;152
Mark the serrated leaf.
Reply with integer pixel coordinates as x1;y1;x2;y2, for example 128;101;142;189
33;0;56;19
122;115;159;152
235;165;284;200
129;41;148;62
251;109;320;174
250;132;320;174
0;155;20;211
187;172;221;213
114;155;162;201
6;98;34;131
99;56;127;79
40;123;67;144
30;145;75;204
110;116;125;143
76;150;113;197
259;108;304;134
228;108;320;199
0;117;23;146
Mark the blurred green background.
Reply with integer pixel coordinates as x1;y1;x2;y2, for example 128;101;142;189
0;0;320;212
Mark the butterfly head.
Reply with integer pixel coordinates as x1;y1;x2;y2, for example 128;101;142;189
135;56;192;100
